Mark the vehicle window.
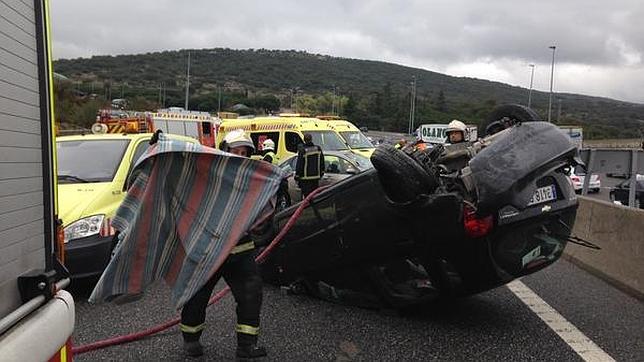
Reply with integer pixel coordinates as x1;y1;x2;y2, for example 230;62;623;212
285;131;303;152
337;157;356;173
324;155;342;173
307;131;349;151
250;132;280;155
124;140;151;190
278;156;297;174
340;131;374;149
57;139;130;183
131;141;150;165
202;122;212;135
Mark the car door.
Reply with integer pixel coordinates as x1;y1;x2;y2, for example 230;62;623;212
321;155;350;186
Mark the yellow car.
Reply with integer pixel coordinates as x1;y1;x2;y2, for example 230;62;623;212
57;132;196;278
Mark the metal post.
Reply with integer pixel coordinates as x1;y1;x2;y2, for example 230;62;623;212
409;76;416;134
628;150;638;207
547;46;556;122
218;85;222;112
411;77;417;134
528;64;535;108
184;51;191;110
332;86;336;115
581;149;595;196
162;82;166;108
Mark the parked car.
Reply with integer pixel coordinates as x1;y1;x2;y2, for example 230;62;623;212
609;175;644;209
260;105;580;309
278;150;373;202
57;132;197;278
568;166;601;193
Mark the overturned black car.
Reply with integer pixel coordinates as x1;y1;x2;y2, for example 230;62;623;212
260;105;580;308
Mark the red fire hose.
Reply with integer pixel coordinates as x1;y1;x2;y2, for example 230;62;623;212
72;187;327;355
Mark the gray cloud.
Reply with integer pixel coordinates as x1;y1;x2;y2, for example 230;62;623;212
51;0;643;103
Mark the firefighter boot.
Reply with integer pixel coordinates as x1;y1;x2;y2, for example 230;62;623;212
183;340;204;358
236;333;267;360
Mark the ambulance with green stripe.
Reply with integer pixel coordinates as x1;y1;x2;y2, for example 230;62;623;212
216;114;371;163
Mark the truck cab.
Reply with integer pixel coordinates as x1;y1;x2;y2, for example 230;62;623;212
0;1;74;360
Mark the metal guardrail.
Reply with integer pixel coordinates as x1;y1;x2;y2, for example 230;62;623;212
578;149;643;207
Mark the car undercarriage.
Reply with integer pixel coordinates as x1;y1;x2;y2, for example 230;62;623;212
258;105;581;309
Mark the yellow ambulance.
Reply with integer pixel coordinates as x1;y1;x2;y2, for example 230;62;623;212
217;115;353;164
56;130;196;278
325;119;376;158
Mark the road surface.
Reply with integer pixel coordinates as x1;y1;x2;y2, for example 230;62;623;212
70;255;642;361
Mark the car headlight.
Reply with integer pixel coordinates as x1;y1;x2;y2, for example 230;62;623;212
64;215;105;243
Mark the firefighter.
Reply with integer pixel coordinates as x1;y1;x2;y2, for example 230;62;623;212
295;133;325;198
445;120;467;144
394;138;407;149
260;138;291;209
261;138;277;164
181;129;267;359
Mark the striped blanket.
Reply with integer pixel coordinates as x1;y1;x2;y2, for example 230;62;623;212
89;133;285;309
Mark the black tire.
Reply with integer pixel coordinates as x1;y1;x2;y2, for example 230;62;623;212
371;145;437;203
480;104;542;137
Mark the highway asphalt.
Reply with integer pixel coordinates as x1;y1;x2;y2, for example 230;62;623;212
69;256;642;361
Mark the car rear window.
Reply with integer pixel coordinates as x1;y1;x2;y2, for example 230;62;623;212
57;139;130;183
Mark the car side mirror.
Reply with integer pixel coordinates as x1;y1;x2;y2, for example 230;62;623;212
346;167;358;175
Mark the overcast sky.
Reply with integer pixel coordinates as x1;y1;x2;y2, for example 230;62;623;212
50;0;643;103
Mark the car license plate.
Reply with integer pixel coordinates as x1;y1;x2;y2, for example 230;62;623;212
528;185;557;206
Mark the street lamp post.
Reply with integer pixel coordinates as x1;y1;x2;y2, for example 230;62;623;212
547;45;556;122
528;64;535;108
184;51;191;110
408;76;417;134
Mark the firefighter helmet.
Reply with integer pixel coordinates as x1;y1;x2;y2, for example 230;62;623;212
220;129;255;153
446;120;467;134
262;138;275;151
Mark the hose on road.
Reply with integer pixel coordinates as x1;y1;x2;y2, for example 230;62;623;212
72;186;327;355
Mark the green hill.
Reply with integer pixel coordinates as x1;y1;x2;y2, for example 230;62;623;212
53;48;644;139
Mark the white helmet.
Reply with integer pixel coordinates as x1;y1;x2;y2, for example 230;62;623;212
446;120;467;134
262;138;275;151
221;129;255;152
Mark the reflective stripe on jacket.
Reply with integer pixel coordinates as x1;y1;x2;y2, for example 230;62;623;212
296;144;324;181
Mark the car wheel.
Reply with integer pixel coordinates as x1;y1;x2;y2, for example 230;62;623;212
480;104;542;137
371;145;438;203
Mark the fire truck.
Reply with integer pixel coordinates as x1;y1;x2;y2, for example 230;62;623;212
95;107;221;147
0;0;74;360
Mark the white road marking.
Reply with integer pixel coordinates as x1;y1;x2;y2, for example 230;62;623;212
507;280;615;362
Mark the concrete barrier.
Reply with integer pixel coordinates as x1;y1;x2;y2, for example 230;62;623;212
564;196;644;300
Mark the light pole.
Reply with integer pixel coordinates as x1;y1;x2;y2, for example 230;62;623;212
408;76;417;134
331;86;336;115
184;51;191;110
217;85;222;113
547;45;556;122
527;64;535;108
